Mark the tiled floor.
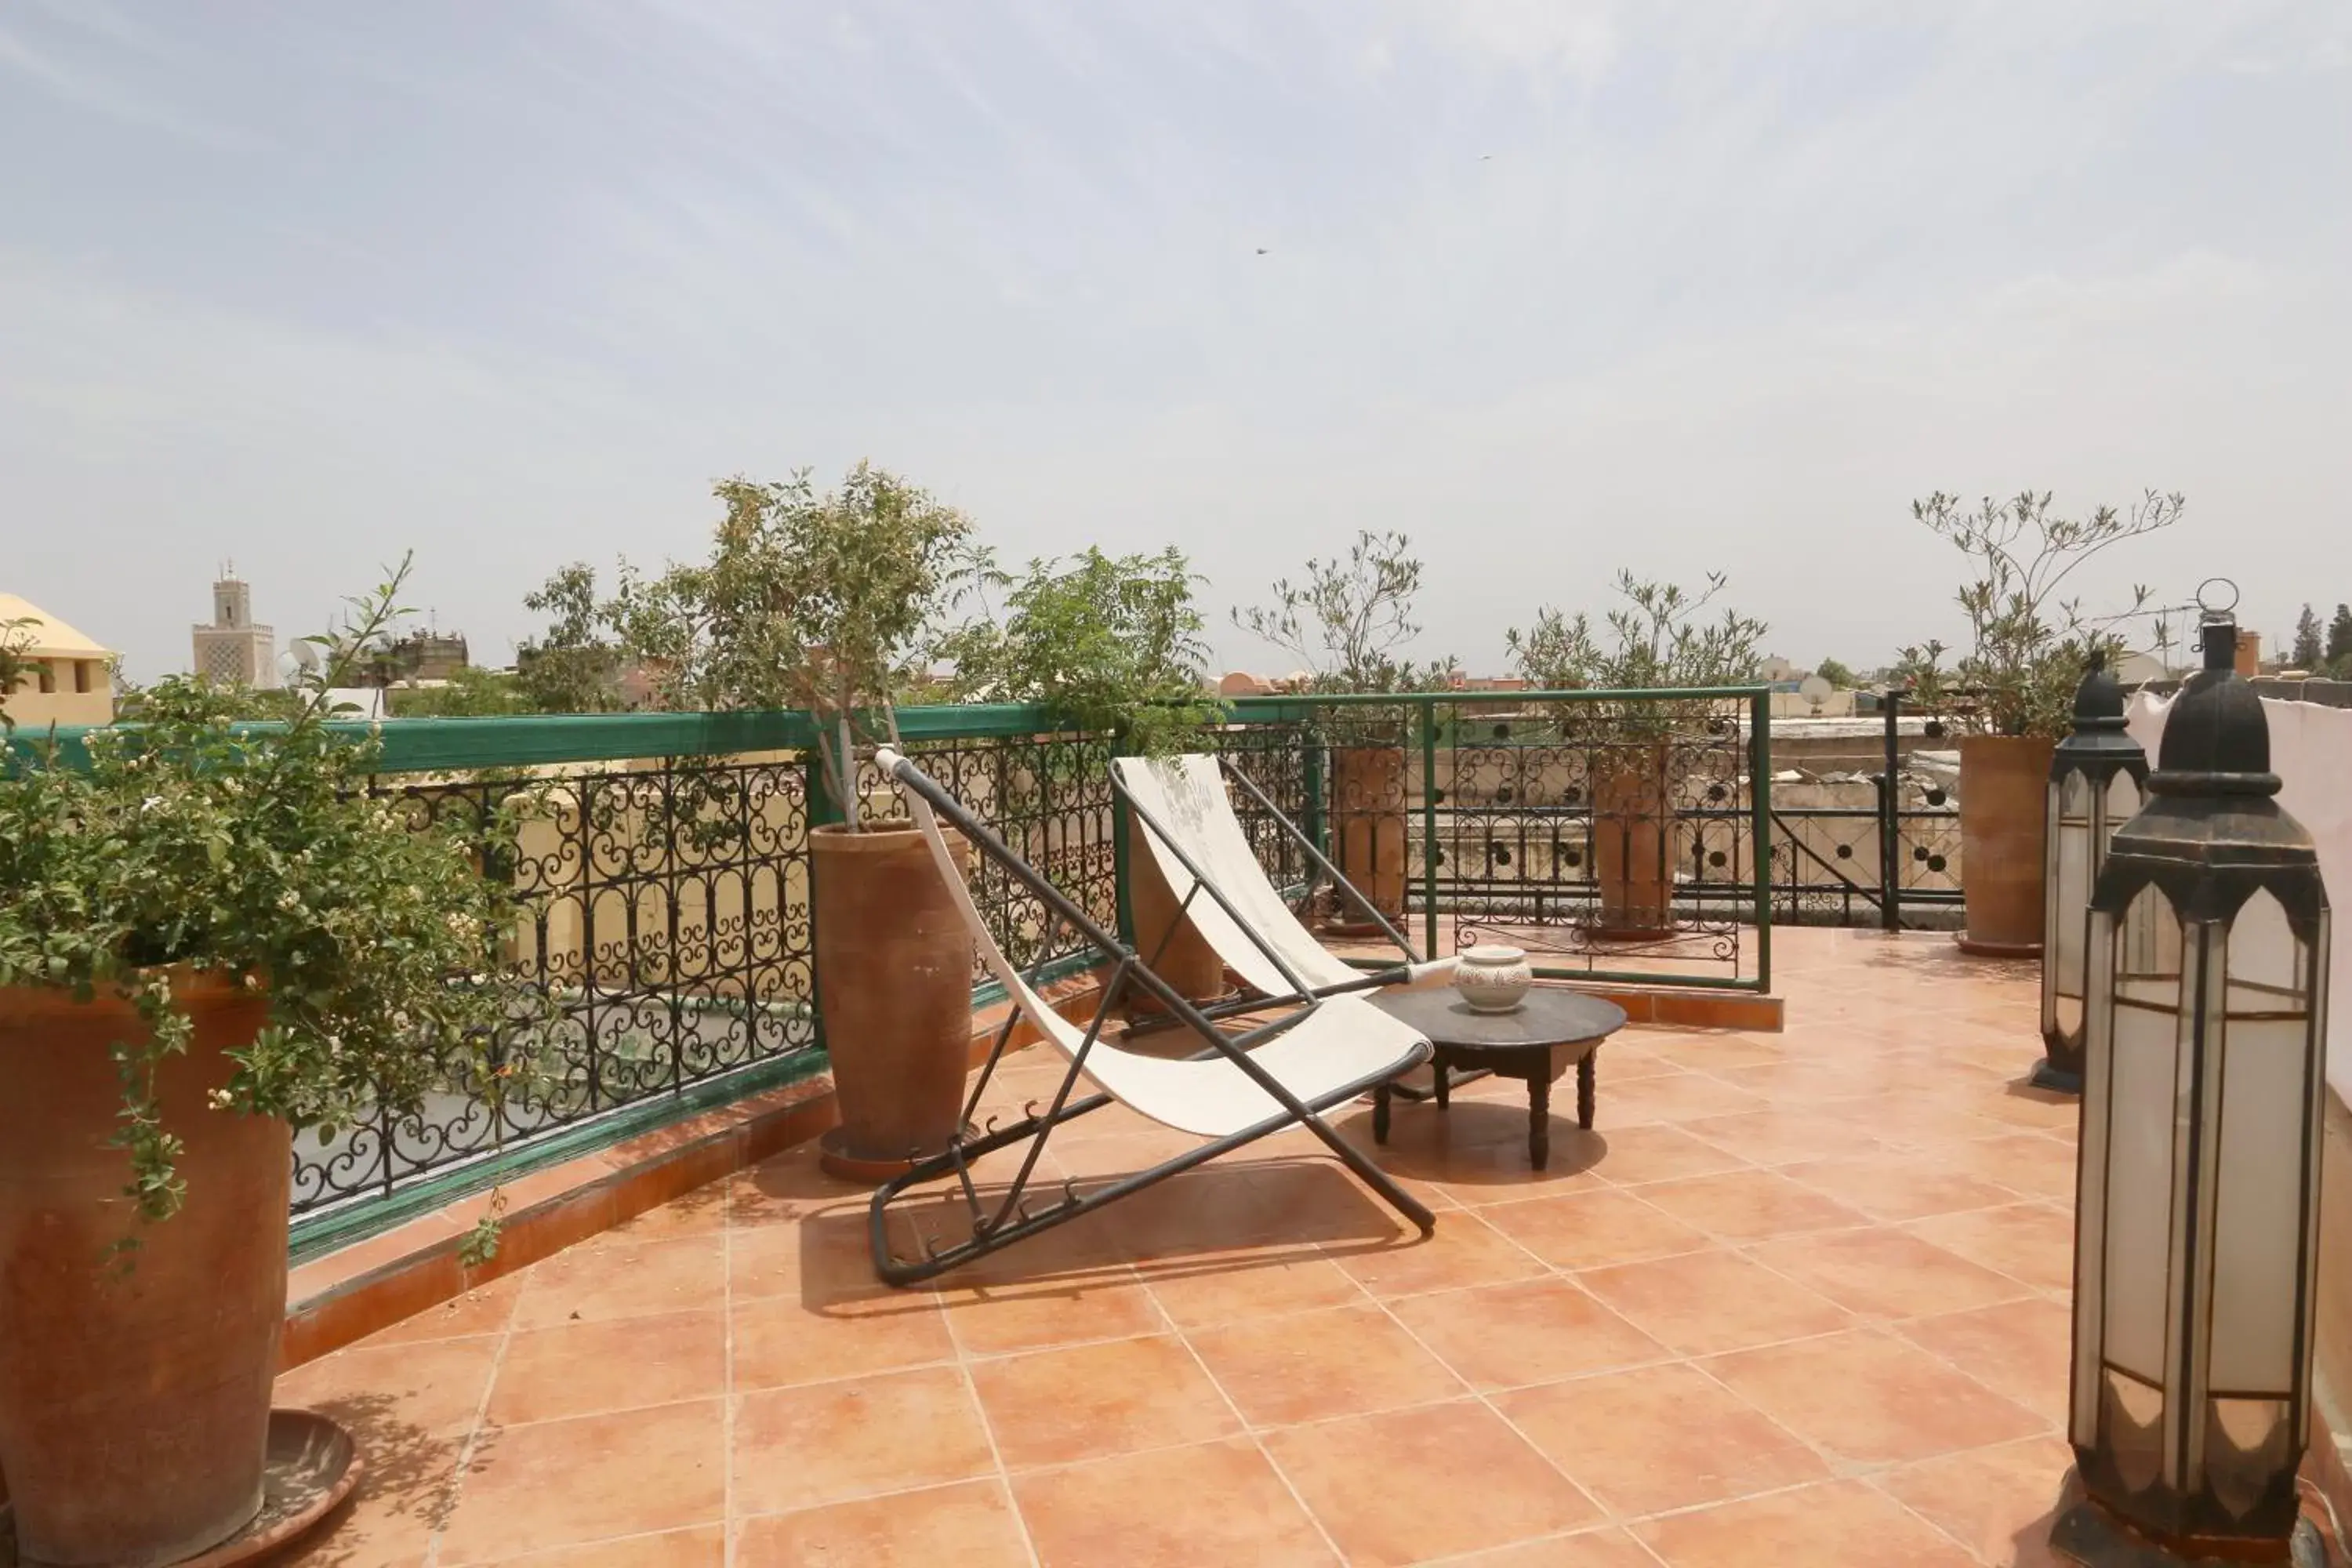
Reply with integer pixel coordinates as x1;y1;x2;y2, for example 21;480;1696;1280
273;930;2340;1567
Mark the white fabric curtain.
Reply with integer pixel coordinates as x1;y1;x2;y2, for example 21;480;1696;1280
2127;692;2352;1103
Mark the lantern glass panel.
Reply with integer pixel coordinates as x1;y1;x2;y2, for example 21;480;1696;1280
2053;771;2093;1011
2074;907;2118;1447
2207;891;2311;1399
2102;1369;2167;1493
2205;1399;2292;1521
2103;885;2186;1385
2104;768;2143;828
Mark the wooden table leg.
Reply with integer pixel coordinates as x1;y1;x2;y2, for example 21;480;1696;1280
1432;1053;1450;1111
1577;1051;1596;1131
1527;1071;1551;1171
1373;1080;1392;1145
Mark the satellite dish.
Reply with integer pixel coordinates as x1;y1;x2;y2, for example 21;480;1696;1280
1798;674;1833;714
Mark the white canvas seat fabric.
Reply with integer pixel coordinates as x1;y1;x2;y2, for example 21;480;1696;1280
1112;753;1455;996
897;771;1428;1139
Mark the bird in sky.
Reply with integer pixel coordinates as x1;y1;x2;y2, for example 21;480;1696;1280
1255;246;1269;255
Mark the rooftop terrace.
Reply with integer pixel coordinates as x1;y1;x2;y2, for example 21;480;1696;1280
265;928;2340;1567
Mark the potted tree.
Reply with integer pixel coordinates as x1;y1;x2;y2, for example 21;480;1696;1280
1897;489;2184;954
0;563;535;1568
615;463;982;1181
940;546;1221;1002
1508;572;1766;938
1233;532;1454;935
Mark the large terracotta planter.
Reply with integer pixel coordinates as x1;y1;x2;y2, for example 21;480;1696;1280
1123;811;1228;1007
811;825;975;1181
1591;742;1673;939
1956;735;2056;956
0;977;290;1568
1326;743;1409;935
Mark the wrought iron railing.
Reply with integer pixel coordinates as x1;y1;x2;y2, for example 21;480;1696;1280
1213;688;1777;990
19;689;1835;1250
1756;692;1965;930
303;688;1791;1244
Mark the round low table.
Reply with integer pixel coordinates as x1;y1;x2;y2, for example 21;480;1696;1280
1367;989;1627;1171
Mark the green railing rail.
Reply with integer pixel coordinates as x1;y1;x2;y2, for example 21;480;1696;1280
16;685;1779;996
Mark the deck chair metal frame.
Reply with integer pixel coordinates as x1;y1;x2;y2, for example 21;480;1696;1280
865;746;1437;1287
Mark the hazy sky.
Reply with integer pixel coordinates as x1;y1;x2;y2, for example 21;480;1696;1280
4;1;2347;682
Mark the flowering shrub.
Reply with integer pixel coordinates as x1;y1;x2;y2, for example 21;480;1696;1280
0;561;539;1227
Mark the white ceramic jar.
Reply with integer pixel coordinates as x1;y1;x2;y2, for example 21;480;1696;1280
1453;944;1533;1013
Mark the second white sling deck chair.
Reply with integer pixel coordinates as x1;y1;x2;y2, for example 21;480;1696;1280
1109;752;1457;1004
1112;753;1470;1098
864;747;1439;1286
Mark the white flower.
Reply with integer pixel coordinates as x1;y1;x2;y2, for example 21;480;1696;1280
140;796;165;812
206;1089;234;1110
277;891;302;911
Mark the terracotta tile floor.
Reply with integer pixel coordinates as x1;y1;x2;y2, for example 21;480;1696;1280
273;930;2342;1567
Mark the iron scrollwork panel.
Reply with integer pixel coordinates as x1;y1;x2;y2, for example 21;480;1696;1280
292;753;819;1218
1443;703;1746;978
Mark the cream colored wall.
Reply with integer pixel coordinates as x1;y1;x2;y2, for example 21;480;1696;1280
4;658;114;727
2317;1088;2352;1507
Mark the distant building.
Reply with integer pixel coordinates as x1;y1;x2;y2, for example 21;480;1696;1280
192;568;278;688
0;593;118;726
367;630;470;686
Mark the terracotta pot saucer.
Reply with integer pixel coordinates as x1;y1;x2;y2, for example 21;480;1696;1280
1;1410;361;1568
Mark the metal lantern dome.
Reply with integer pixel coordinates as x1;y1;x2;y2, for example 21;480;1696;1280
2055;604;2332;1566
2036;650;2150;1093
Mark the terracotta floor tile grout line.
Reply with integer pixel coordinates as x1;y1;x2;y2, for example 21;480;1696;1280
932;1214;1105;1568
1140;1271;1357;1567
1719;1226;2052;1334
418;1265;528;1568
720;1169;738;1567
1318;1203;1620;1546
1854;1460;2045;1566
1406;1527;1677;1568
949;1356;1047;1568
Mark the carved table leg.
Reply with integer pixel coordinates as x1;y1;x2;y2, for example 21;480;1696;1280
1373;1080;1392;1145
1528;1070;1551;1171
1433;1054;1450;1111
1577;1050;1596;1131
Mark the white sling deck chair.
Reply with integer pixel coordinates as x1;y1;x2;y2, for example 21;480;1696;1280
1110;753;1457;1004
865;746;1438;1286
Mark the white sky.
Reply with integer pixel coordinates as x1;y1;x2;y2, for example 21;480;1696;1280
3;1;2347;681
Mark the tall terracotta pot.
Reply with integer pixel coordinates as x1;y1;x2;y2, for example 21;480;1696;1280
0;977;289;1568
1956;735;2056;956
1326;743;1408;935
1591;742;1673;938
812;825;975;1181
1123;812;1229;1007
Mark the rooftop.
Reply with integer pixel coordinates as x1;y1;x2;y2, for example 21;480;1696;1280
266;927;2342;1567
0;592;113;659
